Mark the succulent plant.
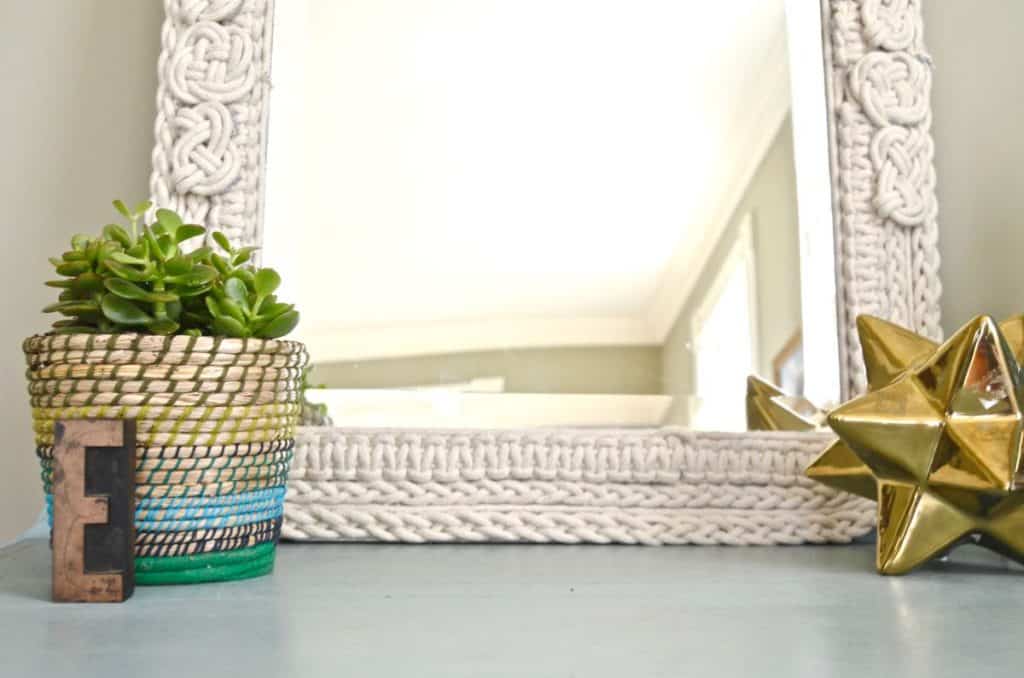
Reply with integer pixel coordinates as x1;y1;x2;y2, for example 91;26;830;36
43;200;300;338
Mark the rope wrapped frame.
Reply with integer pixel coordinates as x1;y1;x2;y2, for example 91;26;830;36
145;0;942;545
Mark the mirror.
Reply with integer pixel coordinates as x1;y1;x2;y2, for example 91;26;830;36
264;0;837;430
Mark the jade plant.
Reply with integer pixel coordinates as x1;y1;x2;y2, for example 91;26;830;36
43;200;299;338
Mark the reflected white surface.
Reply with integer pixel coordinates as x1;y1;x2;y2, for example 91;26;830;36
265;0;837;429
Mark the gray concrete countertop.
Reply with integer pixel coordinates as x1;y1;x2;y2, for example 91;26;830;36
0;539;1020;677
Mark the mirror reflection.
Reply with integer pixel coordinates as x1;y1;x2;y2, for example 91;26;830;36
265;0;827;430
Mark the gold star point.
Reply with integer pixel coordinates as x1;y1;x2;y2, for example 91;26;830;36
807;314;1024;574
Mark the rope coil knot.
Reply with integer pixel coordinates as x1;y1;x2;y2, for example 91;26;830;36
173;0;245;25
172;102;242;196
870;125;936;228
168;20;257;104
849;51;930;127
861;0;920;51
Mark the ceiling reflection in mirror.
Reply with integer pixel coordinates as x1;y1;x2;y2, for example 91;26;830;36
264;0;828;430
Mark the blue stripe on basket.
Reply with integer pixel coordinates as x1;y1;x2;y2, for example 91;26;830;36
45;486;287;531
134;505;284;532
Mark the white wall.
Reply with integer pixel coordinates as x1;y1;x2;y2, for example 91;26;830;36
924;1;1024;332
0;1;162;541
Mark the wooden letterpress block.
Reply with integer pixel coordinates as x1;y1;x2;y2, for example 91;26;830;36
51;419;136;603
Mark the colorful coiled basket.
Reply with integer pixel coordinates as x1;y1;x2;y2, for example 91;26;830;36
24;333;308;585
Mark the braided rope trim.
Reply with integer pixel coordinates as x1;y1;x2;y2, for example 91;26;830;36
36;438;294;460
281;501;874;546
149;0;273;250
824;0;942;397
286;478;857;512
290;428;837;487
283;428;875;545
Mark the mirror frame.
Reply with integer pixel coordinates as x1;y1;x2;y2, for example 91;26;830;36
146;0;940;544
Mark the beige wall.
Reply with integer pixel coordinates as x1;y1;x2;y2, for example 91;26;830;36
662;117;801;425
313;346;662;395
0;2;162;541
924;2;1024;333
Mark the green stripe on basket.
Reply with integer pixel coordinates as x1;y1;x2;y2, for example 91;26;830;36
135;543;277;585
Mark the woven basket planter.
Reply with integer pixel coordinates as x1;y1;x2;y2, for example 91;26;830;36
24;333;308;585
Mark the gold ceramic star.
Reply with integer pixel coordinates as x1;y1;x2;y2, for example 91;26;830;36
807;314;1024;574
746;375;826;431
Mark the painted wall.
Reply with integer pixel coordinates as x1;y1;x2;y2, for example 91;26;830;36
923;2;1024;333
662;118;802;425
313;346;662;395
0;2;162;541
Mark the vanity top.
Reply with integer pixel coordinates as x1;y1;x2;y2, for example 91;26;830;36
0;539;1019;677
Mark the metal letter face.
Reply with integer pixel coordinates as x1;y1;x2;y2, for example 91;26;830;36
51;419;135;602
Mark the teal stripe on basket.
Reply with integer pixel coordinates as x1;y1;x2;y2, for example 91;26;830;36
45;485;287;531
135;504;284;532
137;487;286;510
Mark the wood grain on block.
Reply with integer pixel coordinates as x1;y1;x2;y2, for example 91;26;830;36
51;419;136;603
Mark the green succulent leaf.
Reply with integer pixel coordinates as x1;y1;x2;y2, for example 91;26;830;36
253;268;281;297
210;253;229;275
231;246;259;266
71;272;105;294
103;224;133;247
212;231;232;253
205;297;221;318
43;300;100;315
155;208;183;234
176;224;205;244
143;227;166;262
257;302;294;320
218;297;246;323
212;315;247;337
109;251;148;266
103;259;152;282
101;294;153;325
145;318;180;335
176;283;212;298
166;255;193;276
43;199;299;339
256;310;299;338
224;277;248;303
168;265;216;287
55;261;91;276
